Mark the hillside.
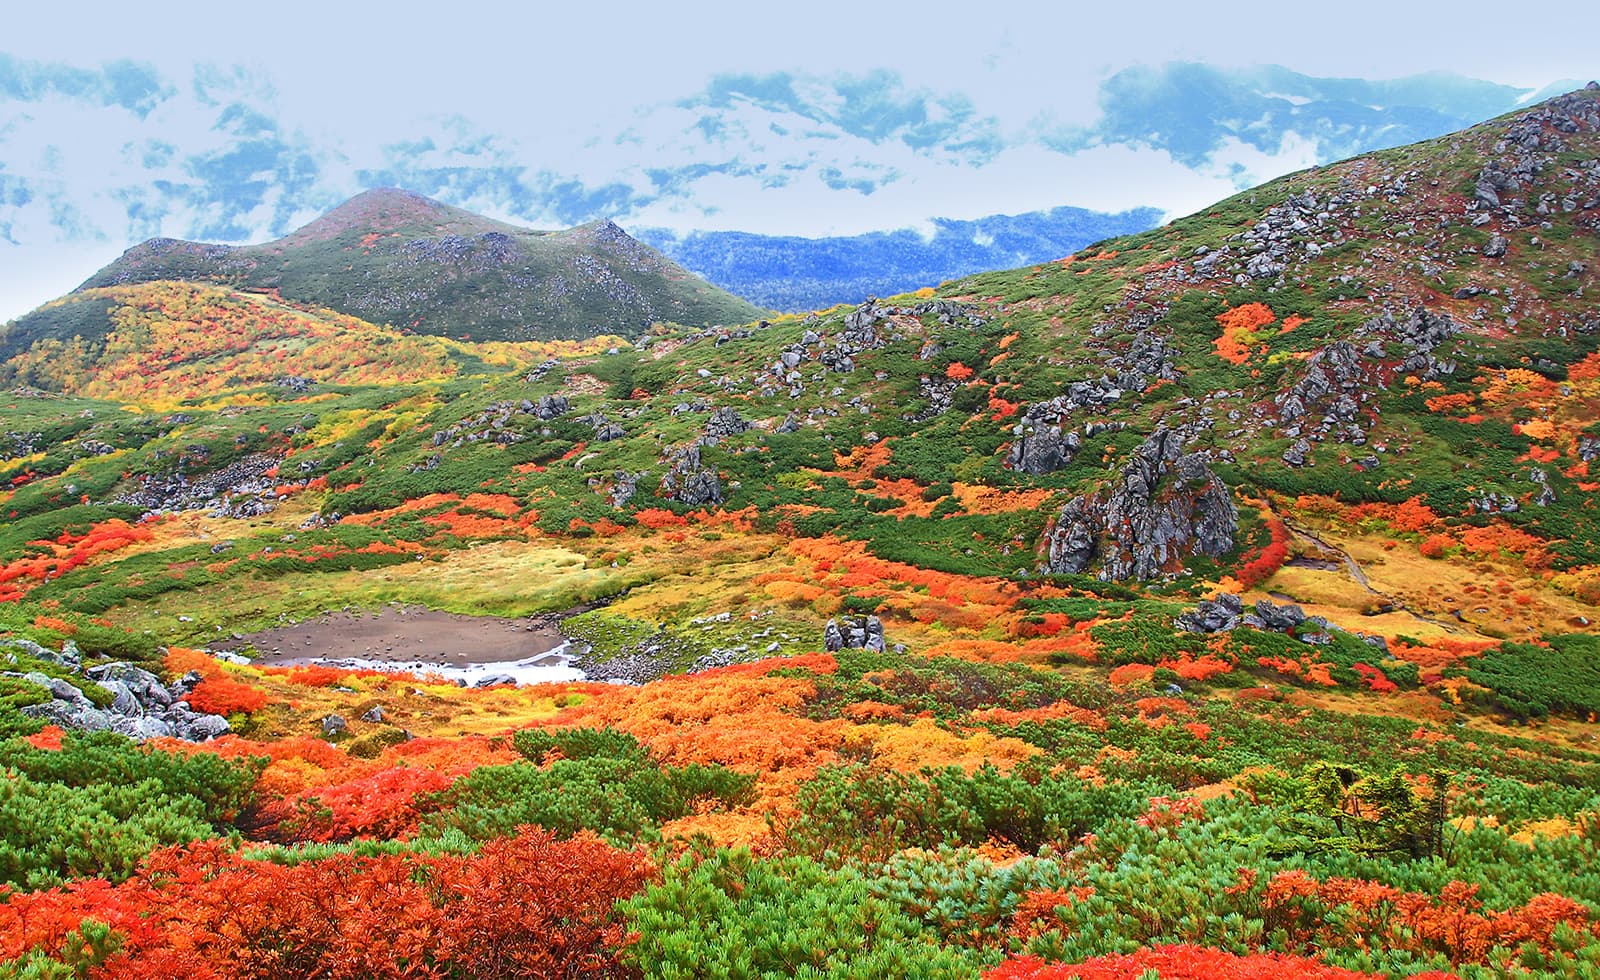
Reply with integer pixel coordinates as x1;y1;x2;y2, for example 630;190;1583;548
0;188;765;353
1;88;1600;979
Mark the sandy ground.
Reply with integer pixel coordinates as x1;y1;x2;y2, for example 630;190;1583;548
235;606;576;680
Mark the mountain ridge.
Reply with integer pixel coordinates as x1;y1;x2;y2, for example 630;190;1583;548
11;188;766;351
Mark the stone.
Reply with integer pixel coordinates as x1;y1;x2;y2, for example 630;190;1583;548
535;395;570;420
659;446;722;506
704;407;749;440
322;714;348;737
1483;234;1509;258
181;714;231;741
362;706;386;723
86;662;174;708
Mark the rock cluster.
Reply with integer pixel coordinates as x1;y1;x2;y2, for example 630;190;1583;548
1176;594;1333;638
904;376;958;423
1383;307;1461;379
1230;189;1344;284
431;400;542;448
579;412;627;442
1042;428;1237;580
1176;594;1385;653
1007;379;1127;475
4;638;231;742
658;445;721;506
822;615;886;653
753;299;984;399
398;232;520;272
703;407;749;442
116;452;284;518
1108;331;1180;392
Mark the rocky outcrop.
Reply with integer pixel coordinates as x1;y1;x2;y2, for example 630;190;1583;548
609;471;642;508
1177;595;1353;649
580;413;627;442
1008;423;1082;475
1109;331;1180;392
1006;378;1126;475
1174;593;1244;633
534;394;570;419
1041;428;1238;580
1231;189;1340;283
4;639;231;742
1276;341;1366;424
822;615;886;653
659;446;722;506
115;452;285;518
703;407;749;442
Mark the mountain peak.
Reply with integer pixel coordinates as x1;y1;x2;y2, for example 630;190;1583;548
282;187;502;244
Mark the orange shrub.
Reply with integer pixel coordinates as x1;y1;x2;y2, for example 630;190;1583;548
1418;534;1455;559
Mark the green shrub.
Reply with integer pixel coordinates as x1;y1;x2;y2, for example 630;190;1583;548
622;847;992;979
0;769;215;889
0;730;262;825
424;752;754;844
781;763;1149;864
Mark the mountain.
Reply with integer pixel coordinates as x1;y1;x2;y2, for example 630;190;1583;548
2;88;1600;979
2;188;765;354
637;205;1163;311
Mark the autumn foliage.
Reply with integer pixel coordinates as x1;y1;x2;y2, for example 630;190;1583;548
0;828;652;979
0;519;155;604
987;947;1399;980
1214;302;1277;364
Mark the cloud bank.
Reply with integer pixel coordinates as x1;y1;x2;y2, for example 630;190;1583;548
0;48;1571;320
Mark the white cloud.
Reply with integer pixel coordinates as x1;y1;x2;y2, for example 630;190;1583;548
1;18;1592;321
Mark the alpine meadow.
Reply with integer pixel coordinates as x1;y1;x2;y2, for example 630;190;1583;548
2;26;1600;980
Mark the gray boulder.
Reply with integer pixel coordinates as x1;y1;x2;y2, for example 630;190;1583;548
659;446;723;506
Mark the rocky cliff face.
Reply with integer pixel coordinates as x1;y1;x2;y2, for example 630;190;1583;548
1042;428;1238;580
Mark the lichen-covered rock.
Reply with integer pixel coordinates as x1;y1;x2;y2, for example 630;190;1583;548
1041;428;1238;580
1008;423;1082;475
534;394;570;419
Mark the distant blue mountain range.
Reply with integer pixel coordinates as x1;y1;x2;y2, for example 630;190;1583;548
638;206;1161;311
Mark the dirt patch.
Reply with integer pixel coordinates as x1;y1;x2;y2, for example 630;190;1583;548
235;605;567;668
